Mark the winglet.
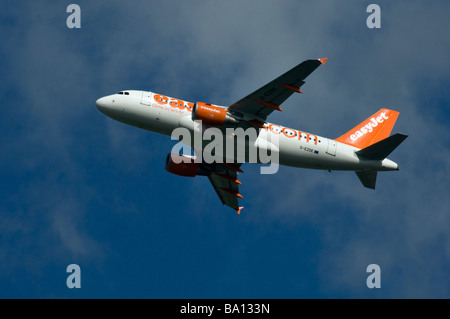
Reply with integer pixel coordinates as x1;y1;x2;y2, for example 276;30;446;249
318;58;329;65
236;207;244;215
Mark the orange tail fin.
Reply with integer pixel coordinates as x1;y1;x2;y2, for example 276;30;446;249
335;109;400;149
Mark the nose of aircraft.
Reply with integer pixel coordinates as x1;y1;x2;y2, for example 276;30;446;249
95;96;110;112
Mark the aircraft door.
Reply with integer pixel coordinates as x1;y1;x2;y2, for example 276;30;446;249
326;139;337;156
140;91;152;105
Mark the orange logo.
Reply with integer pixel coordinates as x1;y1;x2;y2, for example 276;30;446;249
266;124;318;145
153;94;193;112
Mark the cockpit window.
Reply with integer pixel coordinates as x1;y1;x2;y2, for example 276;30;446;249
118;91;129;95
118;91;124;95
125;92;129;95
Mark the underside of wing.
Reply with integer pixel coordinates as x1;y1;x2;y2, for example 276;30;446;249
165;152;244;214
228;59;326;121
207;163;244;214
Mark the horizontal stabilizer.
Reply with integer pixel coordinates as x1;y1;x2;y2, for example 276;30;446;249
356;133;408;160
356;170;377;189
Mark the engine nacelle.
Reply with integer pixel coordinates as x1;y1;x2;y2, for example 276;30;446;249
192;102;238;126
165;153;200;177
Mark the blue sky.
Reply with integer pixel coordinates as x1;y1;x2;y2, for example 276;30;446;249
1;0;450;298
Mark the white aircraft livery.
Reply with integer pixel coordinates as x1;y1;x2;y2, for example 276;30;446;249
96;59;407;214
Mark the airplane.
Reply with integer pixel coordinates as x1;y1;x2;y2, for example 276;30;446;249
96;58;407;214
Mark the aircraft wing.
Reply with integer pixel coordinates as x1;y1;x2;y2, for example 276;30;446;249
207;163;244;214
228;59;327;121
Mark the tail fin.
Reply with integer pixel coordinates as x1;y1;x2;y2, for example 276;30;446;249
335;109;400;149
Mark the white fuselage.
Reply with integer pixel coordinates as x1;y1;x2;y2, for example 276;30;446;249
96;90;399;172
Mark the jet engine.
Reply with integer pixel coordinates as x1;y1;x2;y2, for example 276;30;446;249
165;153;201;177
192;102;239;126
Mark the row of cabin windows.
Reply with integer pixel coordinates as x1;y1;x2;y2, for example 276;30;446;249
154;97;168;103
302;136;321;143
154;97;186;107
275;130;321;143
